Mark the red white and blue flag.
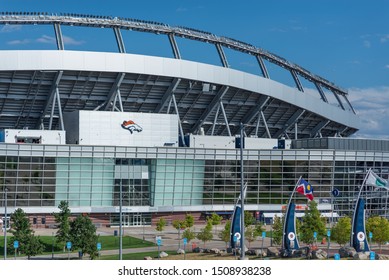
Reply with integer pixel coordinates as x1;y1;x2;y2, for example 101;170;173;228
296;178;314;201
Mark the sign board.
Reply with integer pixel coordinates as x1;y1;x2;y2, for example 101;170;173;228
262;231;266;238
369;232;373;239
13;240;19;249
370;251;375;260
334;253;340;260
234;232;241;240
327;230;331;237
66;241;72;250
157;239;162;246
97;243;101;251
183;238;187;246
313;231;317;239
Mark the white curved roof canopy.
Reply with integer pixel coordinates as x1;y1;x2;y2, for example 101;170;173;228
0;50;359;138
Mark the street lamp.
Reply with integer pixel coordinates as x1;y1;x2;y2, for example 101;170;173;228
3;187;7;260
239;123;245;260
52;232;55;259
119;179;123;260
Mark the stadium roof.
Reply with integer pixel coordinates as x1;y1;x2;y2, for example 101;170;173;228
0;13;359;139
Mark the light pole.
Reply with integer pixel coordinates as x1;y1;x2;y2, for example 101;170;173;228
52;232;55;259
119;179;123;260
4;187;7;260
142;218;145;242
239;123;245;260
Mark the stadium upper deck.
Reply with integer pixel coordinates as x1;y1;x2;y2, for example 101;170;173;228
0;12;359;141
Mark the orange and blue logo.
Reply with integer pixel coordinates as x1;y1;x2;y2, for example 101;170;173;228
121;120;142;134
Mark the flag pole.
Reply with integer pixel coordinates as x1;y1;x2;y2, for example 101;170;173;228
350;168;371;246
282;176;302;250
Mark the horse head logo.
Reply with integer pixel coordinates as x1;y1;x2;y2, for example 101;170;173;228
121;120;143;134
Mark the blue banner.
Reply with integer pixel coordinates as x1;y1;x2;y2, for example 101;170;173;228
283;203;300;251
230;205;241;248
351;198;370;252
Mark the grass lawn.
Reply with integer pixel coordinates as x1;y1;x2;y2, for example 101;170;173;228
99;250;177;260
0;235;155;257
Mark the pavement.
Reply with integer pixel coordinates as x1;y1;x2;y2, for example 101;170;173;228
11;224;389;260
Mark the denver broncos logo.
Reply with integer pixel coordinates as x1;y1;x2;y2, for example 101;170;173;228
121;120;142;134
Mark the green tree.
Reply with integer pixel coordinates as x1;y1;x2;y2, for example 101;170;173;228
218;220;231;249
182;228;196;246
331;216;351;246
23;235;44;259
69;215;99;259
172;219;186;249
244;211;255;228
197;219;213;247
209;213;223;234
300;200;326;245
9;208;44;259
155;217;166;234
272;214;283;246
366;216;389;253
184;214;195;229
53;200;71;251
245;226;258;248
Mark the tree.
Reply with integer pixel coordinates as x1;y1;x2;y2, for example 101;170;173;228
184;214;194;229
218;220;231;249
331;216;351;246
245;226;257;248
155;217;166;234
272;214;283;246
23;235;44;259
69;215;99;259
244;211;255;228
54;200;71;251
197;219;213;247
182;228;196;247
9;208;43;259
209;213;223;234
172;219;186;249
299;200;326;245
366;216;389;253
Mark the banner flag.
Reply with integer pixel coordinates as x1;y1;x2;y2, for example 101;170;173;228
365;170;388;189
296;178;314;201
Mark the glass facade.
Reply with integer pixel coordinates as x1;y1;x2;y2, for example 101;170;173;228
0;143;388;219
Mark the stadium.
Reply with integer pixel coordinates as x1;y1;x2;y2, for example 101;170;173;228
0;12;387;228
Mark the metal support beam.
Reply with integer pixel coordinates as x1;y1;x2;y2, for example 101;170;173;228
315;82;328;103
190;86;229;134
219;101;231;136
256;55;269;78
171;94;186;146
332;90;345;110
260;111;271;138
343;95;356;114
273;109;305;139
241;96;270;124
310;120;330;138
53;23;64;50
215;43;228;68
211;105;221;136
290;69;304;92
113;27;126;53
254;112;261;137
36;71;63;129
55;87;64;130
168;34;181;59
154;78;181;113
103;73;126;111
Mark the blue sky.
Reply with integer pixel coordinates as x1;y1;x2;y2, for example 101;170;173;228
1;0;389;138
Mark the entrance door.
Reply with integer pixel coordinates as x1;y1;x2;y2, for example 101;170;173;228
132;214;142;226
122;215;130;227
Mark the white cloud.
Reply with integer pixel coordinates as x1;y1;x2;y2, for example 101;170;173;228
7;39;30;45
348;87;389;138
380;34;389;43
36;35;56;44
36;35;85;45
63;35;85;46
385;65;389;69
0;25;22;33
363;40;371;48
